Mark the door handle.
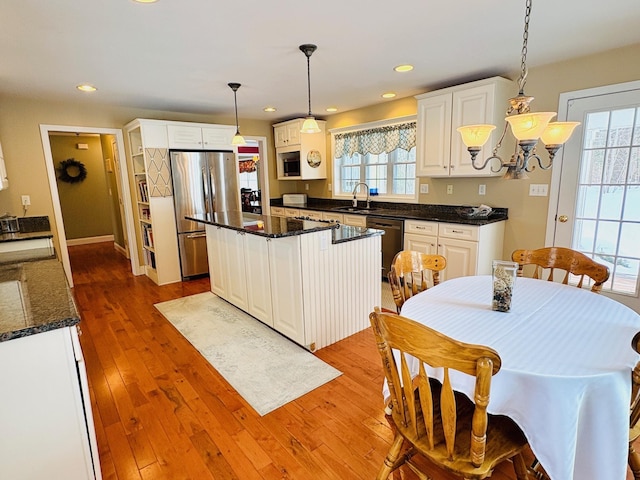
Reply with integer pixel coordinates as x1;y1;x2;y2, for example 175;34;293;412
558;215;569;223
186;233;207;239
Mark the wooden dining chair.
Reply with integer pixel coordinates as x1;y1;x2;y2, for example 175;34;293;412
369;308;530;480
628;331;640;479
387;251;446;313
511;247;610;293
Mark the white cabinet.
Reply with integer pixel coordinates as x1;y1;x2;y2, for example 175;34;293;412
268;235;304;344
343;214;367;227
404;219;505;281
206;225;228;298
298;209;323;221
415;77;515;177
321;212;343;223
0;141;8;190
167;124;235;150
270;206;285;217
0;327;101;480
245;233;274;325
274;118;327;180
124;119;180;285
274;121;302;148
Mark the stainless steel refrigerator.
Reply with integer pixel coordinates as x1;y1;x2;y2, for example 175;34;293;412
170;150;240;279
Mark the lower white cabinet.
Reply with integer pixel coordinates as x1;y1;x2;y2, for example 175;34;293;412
0;327;101;480
244;233;274;326
404;219;504;281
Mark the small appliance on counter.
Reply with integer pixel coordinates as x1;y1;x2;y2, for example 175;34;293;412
282;193;308;207
0;214;19;233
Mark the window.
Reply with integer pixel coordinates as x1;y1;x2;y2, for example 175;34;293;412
331;118;417;201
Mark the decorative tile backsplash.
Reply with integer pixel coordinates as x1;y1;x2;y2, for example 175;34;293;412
145;148;172;197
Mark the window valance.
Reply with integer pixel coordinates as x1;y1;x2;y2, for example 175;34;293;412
334;122;416;158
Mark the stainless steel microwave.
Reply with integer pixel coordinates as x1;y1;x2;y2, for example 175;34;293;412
281;151;301;177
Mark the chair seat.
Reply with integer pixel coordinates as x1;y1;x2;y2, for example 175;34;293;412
393;384;528;480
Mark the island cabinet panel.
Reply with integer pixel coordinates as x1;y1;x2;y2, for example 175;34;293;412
225;229;250;311
206;226;227;297
245;233;273;326
269;235;304;344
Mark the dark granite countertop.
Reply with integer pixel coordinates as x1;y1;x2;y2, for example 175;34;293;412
187;211;383;243
0;259;79;342
271;199;508;226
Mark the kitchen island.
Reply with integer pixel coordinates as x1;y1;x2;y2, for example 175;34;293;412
188;211;383;351
0;259;101;480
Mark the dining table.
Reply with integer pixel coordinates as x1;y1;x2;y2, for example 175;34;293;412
392;274;640;480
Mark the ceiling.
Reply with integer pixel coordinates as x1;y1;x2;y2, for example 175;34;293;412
2;0;640;123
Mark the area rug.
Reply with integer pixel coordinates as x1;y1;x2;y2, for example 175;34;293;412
154;292;342;416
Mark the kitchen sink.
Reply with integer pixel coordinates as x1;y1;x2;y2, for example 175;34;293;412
332;206;380;213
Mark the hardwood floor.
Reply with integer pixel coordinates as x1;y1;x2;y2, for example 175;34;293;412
69;242;628;480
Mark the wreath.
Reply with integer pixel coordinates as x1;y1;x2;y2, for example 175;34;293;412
58;158;87;183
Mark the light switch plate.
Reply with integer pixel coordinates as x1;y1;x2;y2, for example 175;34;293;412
420;184;429;194
478;184;486;195
529;184;549;196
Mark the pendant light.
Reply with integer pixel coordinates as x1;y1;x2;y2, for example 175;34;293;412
299;44;321;134
228;82;246;146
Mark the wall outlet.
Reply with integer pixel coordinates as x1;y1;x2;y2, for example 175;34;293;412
420;184;429;194
327;183;332;192
305;183;309;191
446;184;453;195
478;184;486;195
529;184;549;196
21;195;31;206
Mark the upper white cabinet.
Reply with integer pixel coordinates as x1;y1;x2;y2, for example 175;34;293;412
415;77;515;177
167;124;235;150
0;141;9;190
273;118;327;180
274;121;302;148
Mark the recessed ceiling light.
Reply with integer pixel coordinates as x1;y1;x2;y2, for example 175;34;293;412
326;107;338;112
134;0;158;3
76;84;97;92
263;106;277;112
382;92;396;99
394;64;414;73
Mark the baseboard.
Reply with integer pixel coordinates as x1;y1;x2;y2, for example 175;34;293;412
66;235;115;246
113;242;129;258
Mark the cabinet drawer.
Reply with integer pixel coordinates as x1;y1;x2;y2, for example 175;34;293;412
404;220;439;236
322;212;343;223
299;210;323;221
284;208;301;218
270;206;285;217
438;223;479;241
343;214;367;227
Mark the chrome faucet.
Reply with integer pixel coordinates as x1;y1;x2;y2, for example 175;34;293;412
351;182;370;208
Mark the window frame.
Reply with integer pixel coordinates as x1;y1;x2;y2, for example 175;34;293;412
330;115;418;203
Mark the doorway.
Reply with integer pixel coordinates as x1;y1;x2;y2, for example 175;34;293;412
546;80;640;311
40;125;137;287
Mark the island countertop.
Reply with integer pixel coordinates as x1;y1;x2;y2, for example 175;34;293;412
0;259;79;342
187;211;383;243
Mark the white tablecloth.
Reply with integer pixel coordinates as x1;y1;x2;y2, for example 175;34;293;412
394;275;640;480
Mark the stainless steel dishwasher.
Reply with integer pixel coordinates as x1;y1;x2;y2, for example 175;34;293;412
366;216;404;279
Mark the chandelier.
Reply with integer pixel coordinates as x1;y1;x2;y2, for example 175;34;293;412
456;0;579;179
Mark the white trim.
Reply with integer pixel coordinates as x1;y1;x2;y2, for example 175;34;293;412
39;125;139;287
66;235;115;246
545;80;640;247
243;135;270;212
328;114;416;134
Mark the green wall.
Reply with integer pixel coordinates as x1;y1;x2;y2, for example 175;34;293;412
50;134;113;240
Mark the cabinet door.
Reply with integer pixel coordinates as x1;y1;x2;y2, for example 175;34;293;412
416;93;452;177
274;125;288;148
202;126;234;149
285;122;301;146
244;234;273;326
269;236;305;345
437;237;478;281
450;84;496;176
206;225;228;298
167;125;203;149
404;232;438;255
225;229;249;310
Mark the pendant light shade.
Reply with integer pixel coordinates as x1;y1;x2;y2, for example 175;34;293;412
299;44;321;134
228;82;246;146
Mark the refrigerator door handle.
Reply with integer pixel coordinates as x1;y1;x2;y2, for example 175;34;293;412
186;232;207;239
202;166;211;215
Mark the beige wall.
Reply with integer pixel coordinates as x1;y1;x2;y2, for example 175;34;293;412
50;134;113;239
0;43;638;261
301;43;640;259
